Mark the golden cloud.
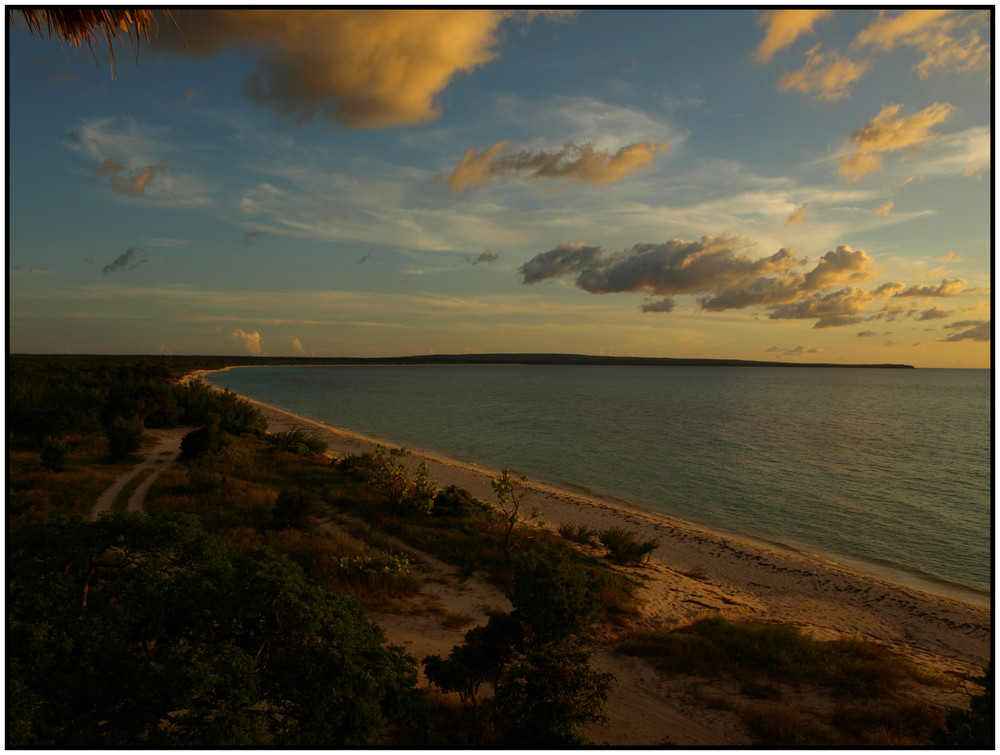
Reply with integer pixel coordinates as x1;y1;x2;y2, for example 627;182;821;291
168;9;521;128
783;203;809;227
94;158;168;196
874;200;894;216
854;9;990;78
802;246;880;290
777;45;869;100
444;139;670;193
753;9;833;64
837;102;954;181
230;328;264;355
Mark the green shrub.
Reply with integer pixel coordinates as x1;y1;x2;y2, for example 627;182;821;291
597;527;659;565
180;422;230;461
269;429;328;456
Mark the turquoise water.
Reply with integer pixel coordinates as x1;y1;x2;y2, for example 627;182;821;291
209;365;992;600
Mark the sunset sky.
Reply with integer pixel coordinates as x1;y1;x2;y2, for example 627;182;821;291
7;8;992;367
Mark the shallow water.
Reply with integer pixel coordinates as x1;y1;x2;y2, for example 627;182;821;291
209;365;992;599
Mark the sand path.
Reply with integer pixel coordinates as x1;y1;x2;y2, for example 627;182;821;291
90;427;189;519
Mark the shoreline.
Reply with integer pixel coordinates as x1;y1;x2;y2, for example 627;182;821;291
191;368;991;676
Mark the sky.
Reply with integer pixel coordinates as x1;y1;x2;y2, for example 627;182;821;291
6;8;992;367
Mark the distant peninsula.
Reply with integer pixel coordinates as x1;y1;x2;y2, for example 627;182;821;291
14;353;916;369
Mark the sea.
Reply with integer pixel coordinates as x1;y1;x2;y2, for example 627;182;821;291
208;364;992;604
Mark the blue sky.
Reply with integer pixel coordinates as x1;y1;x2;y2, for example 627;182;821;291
7;9;992;366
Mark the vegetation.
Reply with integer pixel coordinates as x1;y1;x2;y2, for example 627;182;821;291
597;526;660;565
423;546;617;745
490;468;543;554
4;355;978;747
8;513;419;746
617;617;950;746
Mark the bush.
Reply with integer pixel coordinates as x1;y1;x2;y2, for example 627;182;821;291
269;429;328;456
269;489;318;532
105;416;142;462
558;522;596;545
433;485;483;518
597;527;659;565
180;422;230;461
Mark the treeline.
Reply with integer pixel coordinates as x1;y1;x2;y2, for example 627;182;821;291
8;356;265;457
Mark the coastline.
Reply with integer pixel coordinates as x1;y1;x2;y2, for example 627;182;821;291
191;368;990;677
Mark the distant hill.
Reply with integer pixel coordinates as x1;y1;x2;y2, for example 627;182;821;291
10;353;916;370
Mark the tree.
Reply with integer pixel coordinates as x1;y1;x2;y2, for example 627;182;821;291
8;513;419;747
490;469;543;554
933;664;993;748
105;415;142;461
422;546;615;745
367;445;436;513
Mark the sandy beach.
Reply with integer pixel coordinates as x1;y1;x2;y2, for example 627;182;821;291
194;369;990;674
189;369;990;743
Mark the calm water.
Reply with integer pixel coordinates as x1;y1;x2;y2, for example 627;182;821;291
209;365;992;600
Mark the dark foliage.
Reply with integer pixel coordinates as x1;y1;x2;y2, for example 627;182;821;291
8;513;419;747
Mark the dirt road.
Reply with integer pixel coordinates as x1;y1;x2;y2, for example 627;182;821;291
90;427;190;520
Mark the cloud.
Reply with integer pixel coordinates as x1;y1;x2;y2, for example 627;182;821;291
472;249;498;265
230;328;264;355
291;337;308;355
519;236;890;329
753;9;833;64
768;287;875;321
640;298;675;313
777;45;869;100
443;139;670;192
783;203;808;226
916;306;951;320
801;245;879;290
243;230;266;245
519;243;604;284
857;330;878;337
766;344;822;355
854;9;990;78
166;9;556;129
102;247;147;274
941;320;991;342
94;158;169;196
892;278;968;298
874;200;894;216
837;102;954;181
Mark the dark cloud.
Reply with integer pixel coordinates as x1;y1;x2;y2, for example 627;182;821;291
356;249;374;264
640;298;675;313
242;230;266;245
766;345;822;356
813;314;866;329
857;330;879;337
941;320;991;342
576;239;800;297
915;306;951;320
519;243;604;284
102;247;147;274
767;287;874;321
472;249;498;265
